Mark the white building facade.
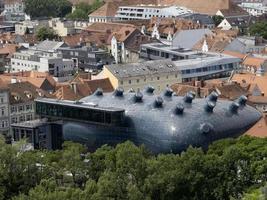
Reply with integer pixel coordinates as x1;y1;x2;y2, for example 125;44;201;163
0;87;9;135
115;5;193;21
239;0;267;16
3;0;28;21
11;50;75;82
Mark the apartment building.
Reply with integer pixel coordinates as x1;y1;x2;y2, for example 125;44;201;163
239;0;267;16
115;5;193;20
3;0;27;21
0;81;9;135
10;50;74;82
103;60;182;93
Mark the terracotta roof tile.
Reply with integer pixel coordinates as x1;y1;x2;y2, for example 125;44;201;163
231;73;267;97
243;57;266;69
246;114;267;138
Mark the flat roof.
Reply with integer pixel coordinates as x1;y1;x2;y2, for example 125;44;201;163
106;54;240;79
35;98;125;112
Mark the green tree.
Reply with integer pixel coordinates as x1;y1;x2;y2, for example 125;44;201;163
36;27;59;41
212;15;224;26
249;21;267;39
24;0;72;18
66;0;103;20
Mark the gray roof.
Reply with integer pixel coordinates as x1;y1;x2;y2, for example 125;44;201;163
36;40;67;52
183;14;215;26
106;60;181;79
106;53;240;79
172;28;212;49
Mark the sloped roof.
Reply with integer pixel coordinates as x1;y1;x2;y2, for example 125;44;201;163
89;2;123;17
173;28;212;49
231;73;267;97
243;57;266;68
246;115;267;138
7;81;53;105
36;40;67;51
223;50;246;59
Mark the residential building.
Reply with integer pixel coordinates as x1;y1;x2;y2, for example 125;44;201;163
0;71;57;93
54;75;114;100
48;18;76;37
10;45;75;82
115;5;193;21
103;60;182;92
216;3;249;18
139;17;202;40
58;45;114;71
0;80;9;136
239;0;267;16
217;16;256;33
15;19;49;35
88;2;124;23
3;0;28;22
231;70;267;111
183;13;215;29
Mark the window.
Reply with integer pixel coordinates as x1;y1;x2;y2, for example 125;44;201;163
128;80;131;84
120;80;123;85
1;108;4;116
137;79;139;83
26;104;32;111
0;98;3;103
19;105;24;112
157;77;160;80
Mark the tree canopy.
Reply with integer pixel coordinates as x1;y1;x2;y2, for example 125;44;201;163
36;27;59;41
0;136;266;200
249;21;267;39
212;15;224;26
66;0;103;20
24;0;72;18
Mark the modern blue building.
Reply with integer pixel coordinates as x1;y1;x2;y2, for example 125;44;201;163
31;87;261;153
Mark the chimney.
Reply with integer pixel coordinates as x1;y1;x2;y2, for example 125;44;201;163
71;83;77;94
11;77;17;84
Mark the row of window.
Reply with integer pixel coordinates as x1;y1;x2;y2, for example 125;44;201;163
0;120;9;128
11;104;33;113
181;64;235;75
11;114;33;124
120;74;179;85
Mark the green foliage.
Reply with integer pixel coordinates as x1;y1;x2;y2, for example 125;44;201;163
66;0;103;20
249;21;267;39
0;136;266;199
24;0;72;18
36;27;59;41
212;15;224;26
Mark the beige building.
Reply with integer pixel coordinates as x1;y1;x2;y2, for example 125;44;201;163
49;18;76;37
102;60;182;93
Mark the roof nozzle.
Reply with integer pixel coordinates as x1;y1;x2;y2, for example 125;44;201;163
94;88;103;96
208;91;219;102
164;87;173;97
133;91;143;103
175;103;184;115
145;86;155;94
205;101;216;113
238;95;247;106
128;88;135;93
229;102;239;113
154;96;163;108
189;91;196;99
200;123;213;134
113;87;124;97
184;92;194;103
